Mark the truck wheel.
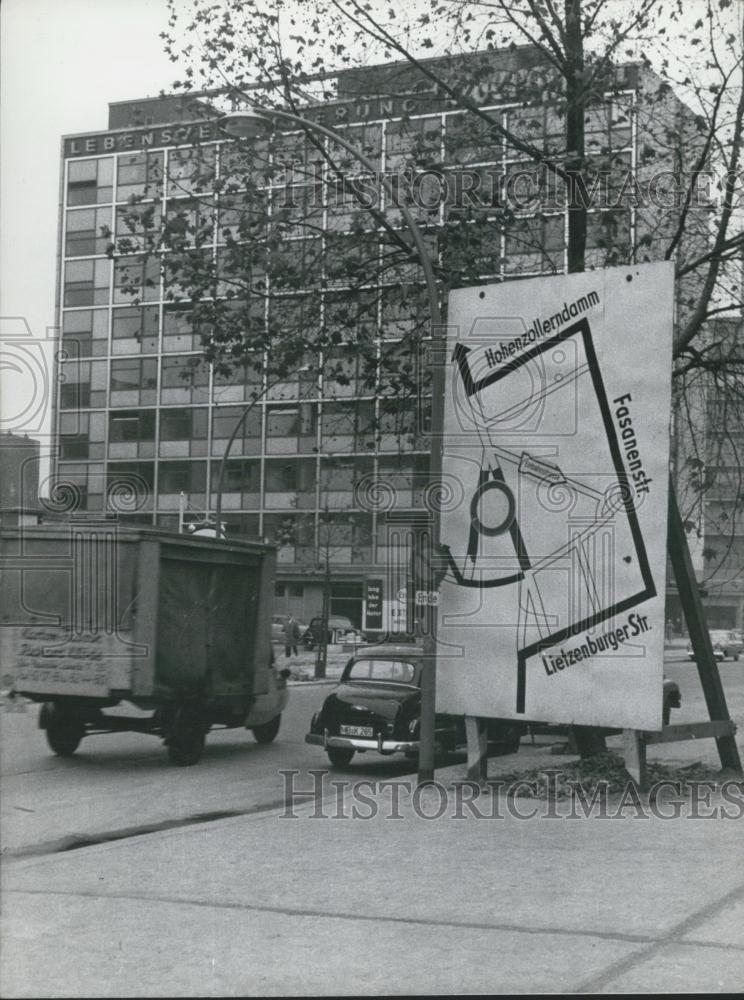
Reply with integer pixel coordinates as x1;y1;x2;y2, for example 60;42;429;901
327;747;355;767
663;697;672;727
501;725;521;755
43;702;85;757
166;705;206;766
252;714;281;744
433;738;449;767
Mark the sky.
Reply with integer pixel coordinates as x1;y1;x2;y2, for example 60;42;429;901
0;0;177;449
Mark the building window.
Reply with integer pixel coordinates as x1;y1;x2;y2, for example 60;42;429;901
59;411;104;462
110;357;157;392
264;457;316;496
62;308;109;358
318;513;374;565
164;197;215;249
116;151;164;202
59;359;93;409
265;403;317;454
59;434;89;460
67;158;113;206
65;207;112;257
319;457;374;504
110;358;158;407
64;259;110;307
159;407;208;458
109;410;155;443
111;305;159;354
212;354;264;403
115;203;163;252
160;355;210;404
377;454;430;508
504;213;565;274
263;513;316;565
113;255;160;304
221;458;261;505
158;460;207;496
320;400;375;453
211;404;262;450
163;306;198;352
59;382;90;409
167;147;216;197
106;461;154;509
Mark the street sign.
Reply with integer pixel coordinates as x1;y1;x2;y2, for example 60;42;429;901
364;578;383;631
436;263;674;730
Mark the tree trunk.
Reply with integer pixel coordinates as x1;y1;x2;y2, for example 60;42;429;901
564;0;588;275
314;561;331;680
565;0;605;758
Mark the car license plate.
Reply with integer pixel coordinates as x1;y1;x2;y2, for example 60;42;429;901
340;724;373;738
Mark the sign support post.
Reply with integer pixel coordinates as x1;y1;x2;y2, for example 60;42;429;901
666;486;741;772
622;485;741;791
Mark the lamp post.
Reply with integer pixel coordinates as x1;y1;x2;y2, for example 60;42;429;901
219;105;444;783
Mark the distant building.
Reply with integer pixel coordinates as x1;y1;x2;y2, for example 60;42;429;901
50;46;710;628
699;319;744;629
0;432;41;526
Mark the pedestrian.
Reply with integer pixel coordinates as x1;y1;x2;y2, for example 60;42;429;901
284;616;301;659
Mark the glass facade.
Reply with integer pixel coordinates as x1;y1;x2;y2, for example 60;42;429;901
54;78;638;573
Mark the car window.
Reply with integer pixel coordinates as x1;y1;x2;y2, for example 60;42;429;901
347;658;417;683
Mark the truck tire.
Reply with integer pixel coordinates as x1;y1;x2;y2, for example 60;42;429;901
42;702;85;757
500;725;521;755
663;696;672;728
252;714;281;744
327;747;355;767
166;704;206;767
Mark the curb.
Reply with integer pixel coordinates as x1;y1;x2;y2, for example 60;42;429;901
287;678;339;688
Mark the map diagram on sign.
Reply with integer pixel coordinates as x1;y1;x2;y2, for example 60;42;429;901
438;316;656;715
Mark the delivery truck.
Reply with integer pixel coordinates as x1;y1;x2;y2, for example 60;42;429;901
0;523;287;765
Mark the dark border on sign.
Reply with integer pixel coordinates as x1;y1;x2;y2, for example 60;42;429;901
461;317;657;713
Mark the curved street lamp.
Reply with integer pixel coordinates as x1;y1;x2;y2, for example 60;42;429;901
215;104;444;782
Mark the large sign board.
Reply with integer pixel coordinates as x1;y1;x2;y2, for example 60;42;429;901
436;263;674;730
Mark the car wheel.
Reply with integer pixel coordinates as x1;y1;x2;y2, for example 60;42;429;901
42;702;85;757
252;714;281;744
327;747;355;767
734;653;740;662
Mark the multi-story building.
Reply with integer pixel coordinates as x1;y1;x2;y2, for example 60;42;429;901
52;45;708;628
696;318;744;630
0;432;41;526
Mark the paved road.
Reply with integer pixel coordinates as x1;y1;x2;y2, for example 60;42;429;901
2;651;741;857
2;651;743;996
0;681;422;857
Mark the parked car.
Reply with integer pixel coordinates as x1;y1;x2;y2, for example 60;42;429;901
302;616;362;649
687;629;741;662
730;629;744;651
305;643;522;767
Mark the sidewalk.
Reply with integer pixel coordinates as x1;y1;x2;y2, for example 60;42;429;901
2;747;743;996
278;643;351;684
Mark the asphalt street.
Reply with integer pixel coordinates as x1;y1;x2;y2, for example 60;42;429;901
1;645;743;995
